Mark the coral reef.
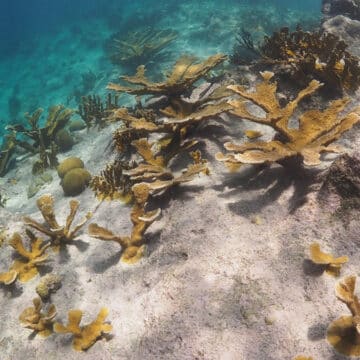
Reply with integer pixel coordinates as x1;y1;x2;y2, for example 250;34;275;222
309;242;348;276
107;27;177;67
54;307;112;351
327;275;360;356
19;297;57;337
216;71;360;168
323;0;360;20
259;26;360;93
24;194;92;250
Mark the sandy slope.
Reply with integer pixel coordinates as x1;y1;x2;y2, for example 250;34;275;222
0;96;359;359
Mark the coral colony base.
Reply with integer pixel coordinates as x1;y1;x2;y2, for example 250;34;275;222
1;0;360;359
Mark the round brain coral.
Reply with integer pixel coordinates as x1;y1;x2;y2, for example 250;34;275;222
57;157;84;178
62;168;91;196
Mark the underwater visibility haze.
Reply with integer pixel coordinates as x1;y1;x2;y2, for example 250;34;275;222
2;0;360;359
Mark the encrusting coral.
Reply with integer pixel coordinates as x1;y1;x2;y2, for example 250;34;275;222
54;307;112;351
309;242;348;276
327;275;360;356
216;71;360;168
24;194;92;250
19;297;57;337
107;27;177;67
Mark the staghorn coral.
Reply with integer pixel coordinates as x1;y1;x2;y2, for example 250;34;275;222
54;307;112;351
216;71;360;168
89;182;161;264
327;275;360;356
24;194;92;251
107;54;227;98
259;26;360;93
19;297;57;337
108;27;177;67
309;242;348;276
0;269;18;285
78;94;119;129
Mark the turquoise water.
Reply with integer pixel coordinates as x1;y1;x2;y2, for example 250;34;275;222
0;0;322;145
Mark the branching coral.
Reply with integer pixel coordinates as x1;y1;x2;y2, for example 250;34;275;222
24;194;92;251
259;27;360;92
216;71;360;168
107;54;227;97
309;243;348;276
78;94;119;129
8;231;49;283
108;27;177;67
327;275;360;356
90;160;135;201
0;133;16;177
54;307;112;351
89;182;161;264
19;297;57;337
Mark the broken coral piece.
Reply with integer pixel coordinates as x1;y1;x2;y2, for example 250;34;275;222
19;297;57;337
244;130;263;139
294;357;314;360
327;275;360;356
9;232;49;282
107;54;227;97
24;194;92;251
54;307;112;351
88;183;161;264
216;71;360;168
309;242;348;276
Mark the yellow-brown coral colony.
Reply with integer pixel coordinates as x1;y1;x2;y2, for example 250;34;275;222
54;308;112;351
327;276;360;356
0;7;360;356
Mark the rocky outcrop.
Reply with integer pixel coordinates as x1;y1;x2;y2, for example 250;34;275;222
322;15;360;56
322;0;360;20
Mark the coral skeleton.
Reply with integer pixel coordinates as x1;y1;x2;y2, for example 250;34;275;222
24;194;92;250
54;307;112;351
216;71;360;168
309;242;348;276
19;297;57;337
327;276;360;356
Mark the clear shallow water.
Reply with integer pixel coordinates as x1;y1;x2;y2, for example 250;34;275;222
0;0;322;143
